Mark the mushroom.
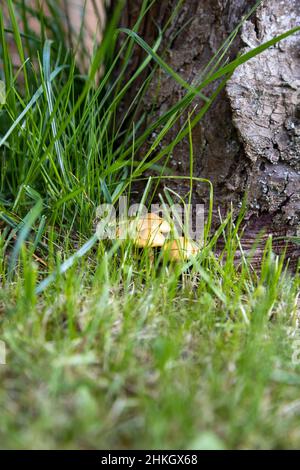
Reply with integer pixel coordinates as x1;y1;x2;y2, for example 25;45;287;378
163;236;199;261
131;213;170;248
117;214;200;261
117;212;171;248
133;212;171;235
133;212;171;248
134;228;166;248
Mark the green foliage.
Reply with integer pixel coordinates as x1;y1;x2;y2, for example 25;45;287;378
0;0;299;450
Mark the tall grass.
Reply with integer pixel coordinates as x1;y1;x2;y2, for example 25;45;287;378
1;0;299;280
0;0;299;450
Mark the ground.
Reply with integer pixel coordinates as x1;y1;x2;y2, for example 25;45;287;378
0;0;300;450
0;234;300;449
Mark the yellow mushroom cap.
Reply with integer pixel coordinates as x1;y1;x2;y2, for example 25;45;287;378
134;228;166;248
116;212;171;247
163;237;199;261
134;212;171;234
128;213;170;247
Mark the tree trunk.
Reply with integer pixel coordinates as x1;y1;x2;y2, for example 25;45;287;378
122;0;300;267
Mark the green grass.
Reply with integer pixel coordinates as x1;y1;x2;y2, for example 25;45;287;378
0;0;300;450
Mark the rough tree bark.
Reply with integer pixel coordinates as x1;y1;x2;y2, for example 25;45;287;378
122;0;300;266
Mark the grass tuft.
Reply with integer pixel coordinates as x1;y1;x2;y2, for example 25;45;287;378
0;0;299;450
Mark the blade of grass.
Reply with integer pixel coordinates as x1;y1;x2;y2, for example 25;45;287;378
119;27;209;102
42;40;67;181
7;0;30;97
8;199;43;279
0;65;67;148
